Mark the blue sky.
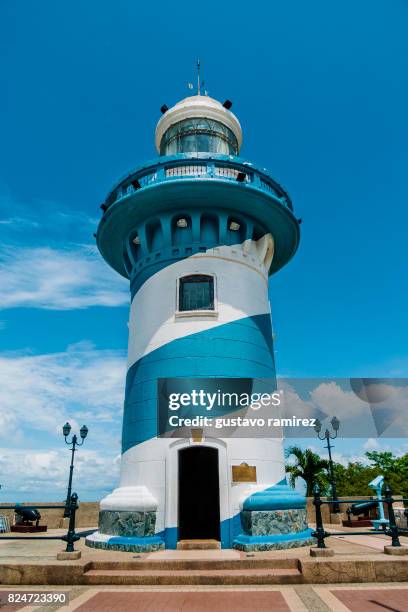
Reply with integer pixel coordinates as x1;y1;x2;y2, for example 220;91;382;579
1;0;407;500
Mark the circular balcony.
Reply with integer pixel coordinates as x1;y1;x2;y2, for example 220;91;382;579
97;153;300;279
103;153;293;211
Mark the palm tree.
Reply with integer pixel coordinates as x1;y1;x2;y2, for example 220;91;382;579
285;445;329;496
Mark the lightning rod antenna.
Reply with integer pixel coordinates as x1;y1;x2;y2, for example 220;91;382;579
197;59;201;96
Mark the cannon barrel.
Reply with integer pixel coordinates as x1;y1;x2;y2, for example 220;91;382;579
15;507;41;522
348;500;378;516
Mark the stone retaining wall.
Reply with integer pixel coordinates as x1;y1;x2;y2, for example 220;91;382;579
0;502;99;529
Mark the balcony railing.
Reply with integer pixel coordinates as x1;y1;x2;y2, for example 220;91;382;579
104;158;293;211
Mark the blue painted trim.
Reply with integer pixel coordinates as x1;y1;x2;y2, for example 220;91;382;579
220;516;232;548
164;526;178;549
106;533;165;547
220;512;242;548
242;484;306;511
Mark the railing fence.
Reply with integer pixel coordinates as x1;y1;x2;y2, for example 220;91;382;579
312;484;408;549
0;492;92;553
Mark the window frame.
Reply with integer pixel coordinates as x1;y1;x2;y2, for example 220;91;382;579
175;273;218;318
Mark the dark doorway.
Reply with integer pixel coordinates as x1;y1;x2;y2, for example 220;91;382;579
178;446;220;540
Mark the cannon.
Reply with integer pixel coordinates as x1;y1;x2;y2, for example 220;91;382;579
10;506;47;533
15;506;41;527
346;500;378;520
342;499;379;527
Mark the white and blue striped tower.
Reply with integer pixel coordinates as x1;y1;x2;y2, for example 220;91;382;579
86;92;312;552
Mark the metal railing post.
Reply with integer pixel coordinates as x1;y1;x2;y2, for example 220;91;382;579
62;493;80;553
312;484;327;548
384;485;401;547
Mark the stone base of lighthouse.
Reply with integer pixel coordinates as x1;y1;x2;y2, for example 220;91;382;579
86;486;165;552
86;439;313;552
86;493;313;553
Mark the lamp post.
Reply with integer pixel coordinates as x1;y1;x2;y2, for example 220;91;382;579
62;422;88;517
314;416;340;514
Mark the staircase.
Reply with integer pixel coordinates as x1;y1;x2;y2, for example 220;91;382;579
82;558;303;585
177;539;221;550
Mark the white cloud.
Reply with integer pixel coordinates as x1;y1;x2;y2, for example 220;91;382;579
0;217;40;227
0;244;128;310
0;346;126;500
309;382;364;421
286;439;408;469
0;346;126;439
363;438;381;451
0;448;120;501
281;379;408;439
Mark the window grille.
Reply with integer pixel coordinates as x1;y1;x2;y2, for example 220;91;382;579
178;275;214;311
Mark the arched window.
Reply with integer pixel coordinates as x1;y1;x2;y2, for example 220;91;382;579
178;275;214;312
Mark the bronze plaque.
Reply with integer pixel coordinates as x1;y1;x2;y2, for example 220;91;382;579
232;463;257;483
191;428;203;442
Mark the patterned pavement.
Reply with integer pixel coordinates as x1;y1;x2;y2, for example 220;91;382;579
1;585;408;612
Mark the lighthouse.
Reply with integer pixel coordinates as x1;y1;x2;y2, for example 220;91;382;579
86;88;312;551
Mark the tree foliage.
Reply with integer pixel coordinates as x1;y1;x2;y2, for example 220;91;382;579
333;461;379;497
285;445;329;496
286;447;408;499
365;451;408;499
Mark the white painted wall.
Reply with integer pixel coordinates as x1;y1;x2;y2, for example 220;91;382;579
99;236;286;534
127;237;273;368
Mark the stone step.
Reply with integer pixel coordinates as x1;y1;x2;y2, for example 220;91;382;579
83;567;303;585
177;539;221;550
88;558;299;571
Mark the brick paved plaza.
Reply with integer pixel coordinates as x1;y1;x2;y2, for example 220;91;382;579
1;584;408;611
0;525;407;610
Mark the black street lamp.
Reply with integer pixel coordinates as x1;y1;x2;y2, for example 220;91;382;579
62;422;88;517
314;416;340;514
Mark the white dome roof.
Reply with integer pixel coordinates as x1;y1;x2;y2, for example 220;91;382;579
155;95;242;153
